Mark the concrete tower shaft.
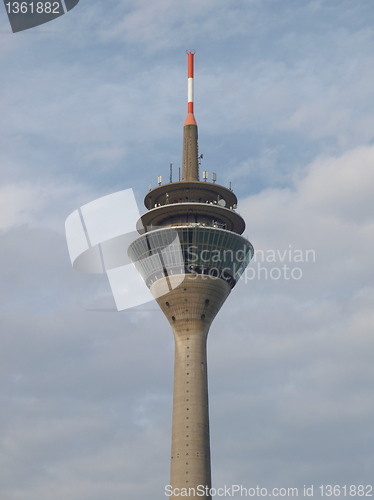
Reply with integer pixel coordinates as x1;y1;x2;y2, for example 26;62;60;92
151;274;231;499
182;124;199;182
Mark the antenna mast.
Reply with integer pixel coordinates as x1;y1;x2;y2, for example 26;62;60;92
182;50;199;182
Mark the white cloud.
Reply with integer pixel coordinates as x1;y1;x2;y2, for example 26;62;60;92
0;180;106;235
0;184;43;232
239;145;374;298
298;145;374;223
100;0;259;49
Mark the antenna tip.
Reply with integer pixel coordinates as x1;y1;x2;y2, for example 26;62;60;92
186;49;196;55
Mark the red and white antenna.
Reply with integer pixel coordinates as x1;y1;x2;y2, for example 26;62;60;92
182;50;199;181
184;49;197;126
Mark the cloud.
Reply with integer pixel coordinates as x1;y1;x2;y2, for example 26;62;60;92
298;145;374;223
99;0;259;50
0;306;173;499
238;145;374;296
0;180;106;234
0;183;43;231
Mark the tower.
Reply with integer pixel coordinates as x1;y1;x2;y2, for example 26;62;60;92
128;51;254;498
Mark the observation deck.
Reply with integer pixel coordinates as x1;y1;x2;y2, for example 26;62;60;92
138;181;246;235
128;225;253;289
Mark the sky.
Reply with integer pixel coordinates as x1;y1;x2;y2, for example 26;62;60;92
1;0;374;498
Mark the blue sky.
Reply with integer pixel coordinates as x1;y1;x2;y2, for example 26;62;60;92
1;1;374;498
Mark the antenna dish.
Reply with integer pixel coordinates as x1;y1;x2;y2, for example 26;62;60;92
218;199;226;207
